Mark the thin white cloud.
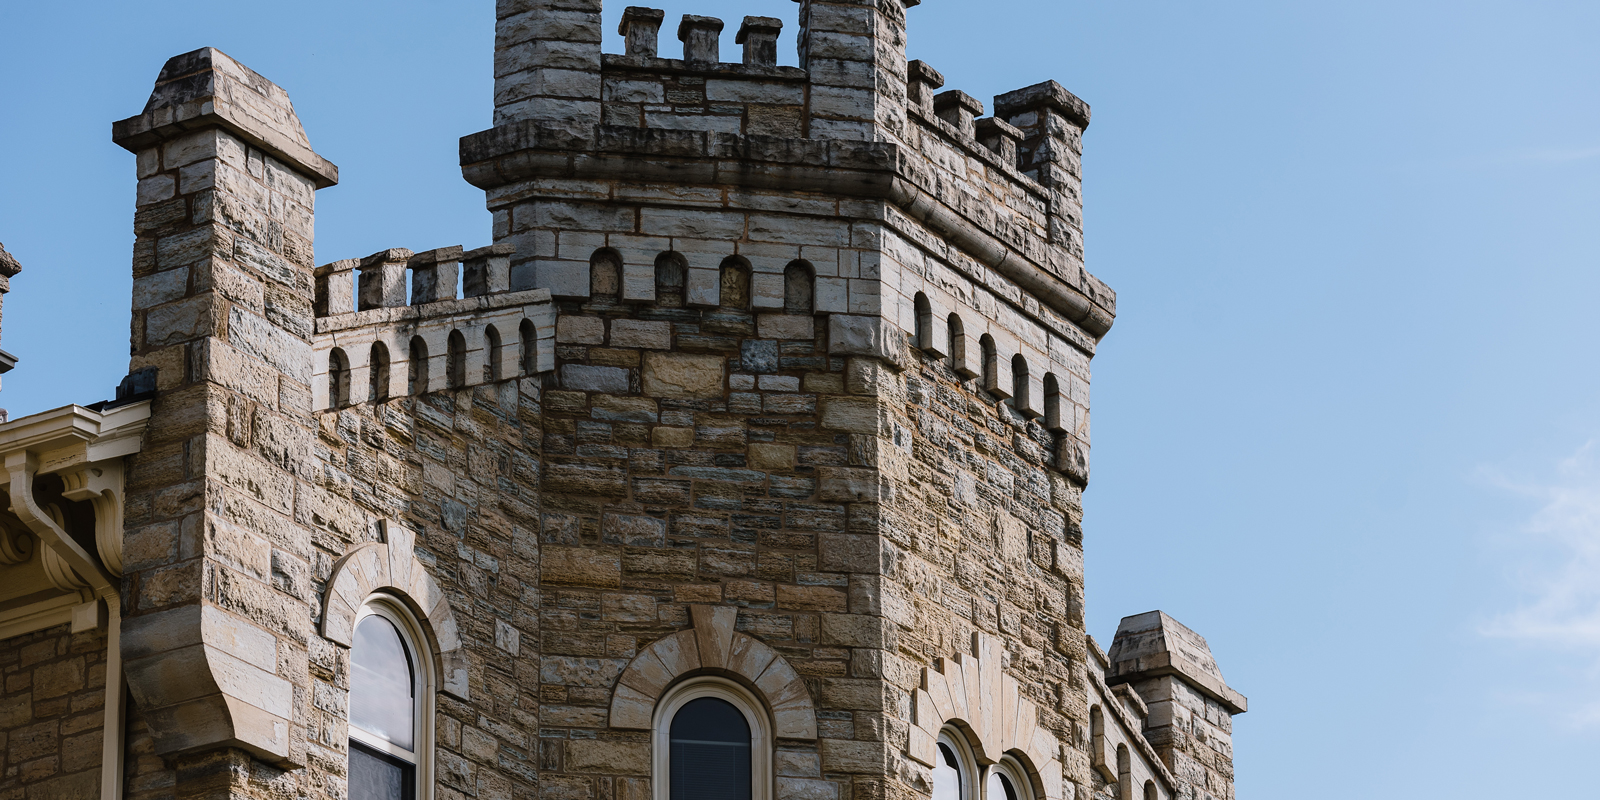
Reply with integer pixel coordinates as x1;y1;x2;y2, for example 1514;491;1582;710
1481;440;1600;726
1506;145;1600;164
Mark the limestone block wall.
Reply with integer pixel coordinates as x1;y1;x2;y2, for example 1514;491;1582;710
305;381;546;800
0;624;108;800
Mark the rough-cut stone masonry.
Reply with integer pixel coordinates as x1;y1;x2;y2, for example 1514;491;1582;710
0;2;1248;800
0;624;107;800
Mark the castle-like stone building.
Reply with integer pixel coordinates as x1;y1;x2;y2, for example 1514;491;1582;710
0;3;1246;800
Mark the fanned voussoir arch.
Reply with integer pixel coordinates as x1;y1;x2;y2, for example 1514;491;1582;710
321;519;469;700
608;605;818;740
909;633;1067;800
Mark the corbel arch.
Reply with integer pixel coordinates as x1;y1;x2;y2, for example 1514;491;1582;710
321;520;468;700
608;605;818;740
910;633;1066;800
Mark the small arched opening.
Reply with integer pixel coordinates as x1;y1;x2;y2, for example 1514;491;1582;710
591;248;622;300
328;348;351;410
783;260;814;315
914;293;933;352
369;342;390;403
447;330;467;389
655;252;687;308
519;319;537;376
484;325;503;383
719;256;751;310
409;336;429;396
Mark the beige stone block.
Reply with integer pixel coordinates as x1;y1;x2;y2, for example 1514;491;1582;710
620;649;674;698
776;777;838;800
652;426;695;448
748;443;796;471
757;314;815;340
541;546;621;588
691;604;737;670
567;739;649;775
817;467;883;503
820;397;884;435
641;352;725;398
658;629;703;676
557;315;605;344
755;658;807;709
609;319;672;349
725;635;778;685
819;738;884;774
609;682;655;730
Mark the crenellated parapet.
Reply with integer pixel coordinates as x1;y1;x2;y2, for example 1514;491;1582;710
311;243;555;410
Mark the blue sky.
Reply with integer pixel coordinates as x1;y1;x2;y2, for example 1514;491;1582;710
3;0;1599;796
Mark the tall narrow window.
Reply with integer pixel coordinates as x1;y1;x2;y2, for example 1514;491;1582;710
656;252;687;308
370;343;390;403
447;330;467;389
350;606;423;800
1143;781;1157;800
329;348;351;409
933;727;976;800
719;257;751;310
654;678;769;800
484;325;503;383
986;757;1032;800
783;261;813;315
519;319;537;376
409;336;429;396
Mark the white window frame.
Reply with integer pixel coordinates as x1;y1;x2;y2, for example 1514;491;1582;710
985;755;1034;800
936;726;981;800
652;677;772;800
350;595;436;800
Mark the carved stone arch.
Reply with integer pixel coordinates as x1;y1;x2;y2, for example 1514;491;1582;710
910;633;1066;800
321;520;468;700
608;605;818;740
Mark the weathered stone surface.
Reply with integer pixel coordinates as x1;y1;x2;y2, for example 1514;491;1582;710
640;352;724;398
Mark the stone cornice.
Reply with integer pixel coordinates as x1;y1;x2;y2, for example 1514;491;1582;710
458;123;1116;339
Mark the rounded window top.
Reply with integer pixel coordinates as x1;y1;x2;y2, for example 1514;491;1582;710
934;727;976;800
351;612;416;751
986;756;1032;800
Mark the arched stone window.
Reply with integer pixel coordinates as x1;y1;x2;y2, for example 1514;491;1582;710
349;598;431;800
447;329;467;389
933;727;977;800
783;261;813;314
654;677;770;800
655;252;687;308
1010;354;1029;413
1144;780;1157;800
591;248;622;300
370;342;390;402
986;756;1033;800
484;325;502;382
979;334;1002;397
1090;705;1107;774
328;348;351;409
519;319;536;376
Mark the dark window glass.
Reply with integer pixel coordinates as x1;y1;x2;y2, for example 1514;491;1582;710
351;615;415;750
670;697;751;800
350;741;414;800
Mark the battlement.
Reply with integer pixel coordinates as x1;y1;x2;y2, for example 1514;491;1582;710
310;244;556;410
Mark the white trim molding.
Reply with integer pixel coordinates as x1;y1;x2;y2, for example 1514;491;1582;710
651;676;773;800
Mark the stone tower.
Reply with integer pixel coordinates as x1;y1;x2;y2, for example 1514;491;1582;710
0;4;1245;800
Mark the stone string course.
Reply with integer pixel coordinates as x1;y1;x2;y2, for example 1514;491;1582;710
0;2;1247;800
